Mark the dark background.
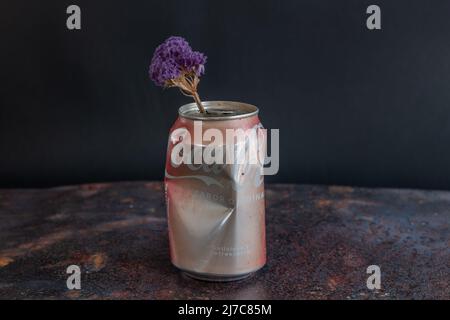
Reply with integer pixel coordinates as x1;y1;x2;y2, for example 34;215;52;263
1;0;450;189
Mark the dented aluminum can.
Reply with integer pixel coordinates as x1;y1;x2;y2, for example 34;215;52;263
164;101;266;281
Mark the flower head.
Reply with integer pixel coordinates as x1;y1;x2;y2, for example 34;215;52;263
149;36;207;87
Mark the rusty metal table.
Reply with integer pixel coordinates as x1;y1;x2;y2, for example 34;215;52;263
0;182;448;299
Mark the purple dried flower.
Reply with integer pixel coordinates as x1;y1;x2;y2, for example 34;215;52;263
149;36;207;87
148;36;207;113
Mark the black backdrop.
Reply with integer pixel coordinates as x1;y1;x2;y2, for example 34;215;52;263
2;0;450;189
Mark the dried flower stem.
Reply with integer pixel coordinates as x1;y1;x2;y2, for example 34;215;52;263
192;91;205;113
169;71;205;113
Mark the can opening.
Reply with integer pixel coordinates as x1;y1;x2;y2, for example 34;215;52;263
179;101;259;121
204;109;237;116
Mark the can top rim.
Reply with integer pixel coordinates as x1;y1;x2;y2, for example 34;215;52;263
178;101;259;120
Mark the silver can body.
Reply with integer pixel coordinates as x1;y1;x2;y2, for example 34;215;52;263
164;101;266;281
